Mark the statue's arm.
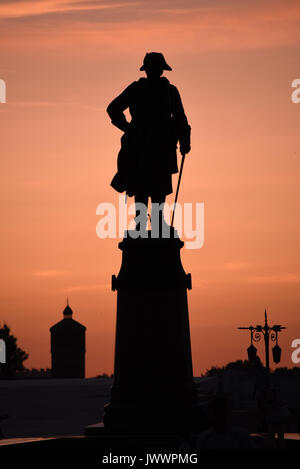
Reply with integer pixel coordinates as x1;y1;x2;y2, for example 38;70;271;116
106;82;136;132
170;85;191;155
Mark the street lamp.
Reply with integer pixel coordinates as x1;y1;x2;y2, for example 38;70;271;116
238;310;286;372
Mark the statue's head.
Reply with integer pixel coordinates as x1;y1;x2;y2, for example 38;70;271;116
140;52;172;79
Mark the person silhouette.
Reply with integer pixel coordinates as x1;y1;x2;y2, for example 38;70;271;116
194;395;253;449
107;52;191;235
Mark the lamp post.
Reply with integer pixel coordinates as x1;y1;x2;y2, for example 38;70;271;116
238;310;286;372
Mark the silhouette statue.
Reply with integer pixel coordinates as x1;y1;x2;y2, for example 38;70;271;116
100;54;198;438
107;52;191;232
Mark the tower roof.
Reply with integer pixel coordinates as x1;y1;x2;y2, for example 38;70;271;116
63;297;73;318
50;300;86;331
63;304;73;318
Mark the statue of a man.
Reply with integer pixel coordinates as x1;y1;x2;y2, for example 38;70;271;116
107;52;191;233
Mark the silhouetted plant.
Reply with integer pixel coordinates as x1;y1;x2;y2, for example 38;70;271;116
225;360;252;371
204;360;256;377
0;323;29;379
204;360;300;378
273;366;300;376
204;365;225;377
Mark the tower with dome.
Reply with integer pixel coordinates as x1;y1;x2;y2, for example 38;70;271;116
50;300;86;378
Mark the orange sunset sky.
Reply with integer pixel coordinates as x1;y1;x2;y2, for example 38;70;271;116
0;0;300;377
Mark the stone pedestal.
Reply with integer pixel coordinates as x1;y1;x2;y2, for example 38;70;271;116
103;233;199;435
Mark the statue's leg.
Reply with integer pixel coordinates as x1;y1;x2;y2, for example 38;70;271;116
151;194;168;237
134;194;148;231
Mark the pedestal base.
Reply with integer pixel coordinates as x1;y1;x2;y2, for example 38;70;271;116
104;234;199;435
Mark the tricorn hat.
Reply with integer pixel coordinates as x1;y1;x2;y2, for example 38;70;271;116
140;52;172;71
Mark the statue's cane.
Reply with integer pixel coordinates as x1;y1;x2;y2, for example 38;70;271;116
171;153;186;228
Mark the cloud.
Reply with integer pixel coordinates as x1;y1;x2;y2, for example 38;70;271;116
34;269;71;277
202;262;250;272
0;0;137;19
0;0;299;56
61;283;109;292
224;262;249;271
9;100;104;111
246;273;300;284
